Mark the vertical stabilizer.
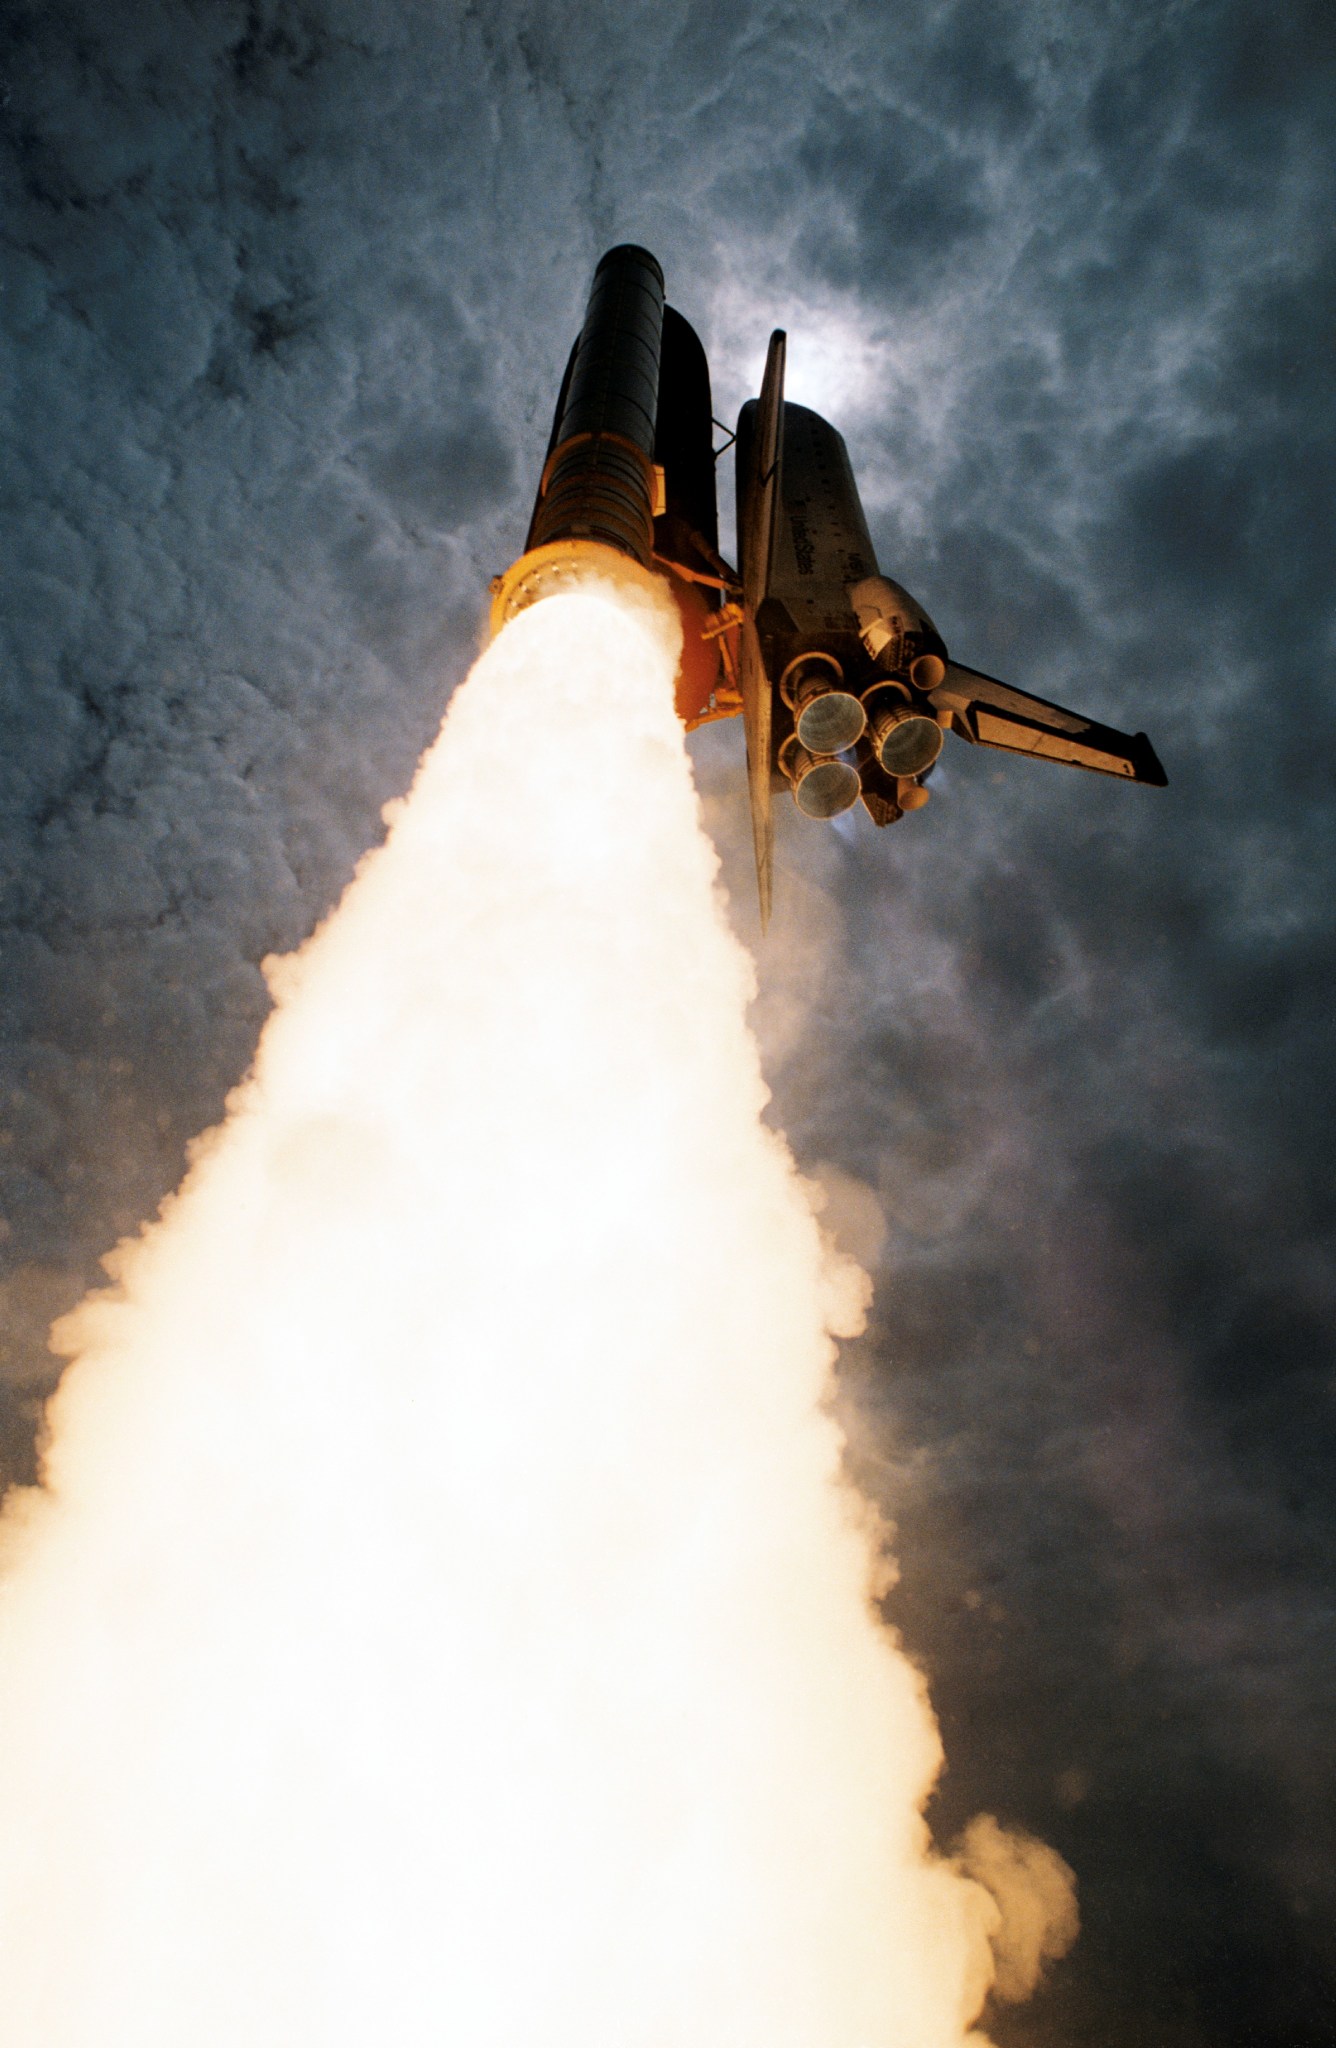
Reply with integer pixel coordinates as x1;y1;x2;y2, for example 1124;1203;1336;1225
737;331;786;929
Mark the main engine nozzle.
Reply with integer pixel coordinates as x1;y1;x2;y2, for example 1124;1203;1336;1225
780;652;867;755
779;733;862;818
862;682;944;779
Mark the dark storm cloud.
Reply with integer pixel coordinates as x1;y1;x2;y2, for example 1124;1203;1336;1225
2;1;1334;2042
794;95;988;302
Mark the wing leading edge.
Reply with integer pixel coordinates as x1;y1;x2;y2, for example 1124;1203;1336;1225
929;662;1167;787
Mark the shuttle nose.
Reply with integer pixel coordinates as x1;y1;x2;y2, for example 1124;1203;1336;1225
781;653;867;756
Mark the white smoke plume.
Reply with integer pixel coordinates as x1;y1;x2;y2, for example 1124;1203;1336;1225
0;569;1073;2044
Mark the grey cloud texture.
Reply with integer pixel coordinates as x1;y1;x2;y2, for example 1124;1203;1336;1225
3;1;1334;2042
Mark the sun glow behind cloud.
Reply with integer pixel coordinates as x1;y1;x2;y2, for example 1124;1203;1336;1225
0;574;1072;2045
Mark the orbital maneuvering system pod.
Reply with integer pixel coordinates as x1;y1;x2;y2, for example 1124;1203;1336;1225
490;246;1166;927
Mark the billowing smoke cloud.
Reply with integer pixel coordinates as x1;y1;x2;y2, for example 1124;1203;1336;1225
952;1815;1080;2006
0;575;1072;2043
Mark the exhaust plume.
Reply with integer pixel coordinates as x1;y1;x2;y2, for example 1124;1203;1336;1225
0;568;1073;2044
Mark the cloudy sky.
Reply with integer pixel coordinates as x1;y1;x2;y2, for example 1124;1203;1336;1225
2;1;1333;2041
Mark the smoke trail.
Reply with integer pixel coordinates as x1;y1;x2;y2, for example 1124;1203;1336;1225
0;568;1073;2044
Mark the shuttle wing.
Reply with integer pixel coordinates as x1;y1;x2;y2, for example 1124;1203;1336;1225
929;662;1167;787
738;330;786;929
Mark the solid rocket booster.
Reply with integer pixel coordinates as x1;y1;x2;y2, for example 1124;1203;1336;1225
491;248;733;737
528;245;665;566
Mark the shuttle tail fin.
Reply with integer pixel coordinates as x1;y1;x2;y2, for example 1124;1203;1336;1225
738;330;786;929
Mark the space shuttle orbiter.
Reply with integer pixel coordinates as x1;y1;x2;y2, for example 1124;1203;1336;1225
490;245;1165;926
